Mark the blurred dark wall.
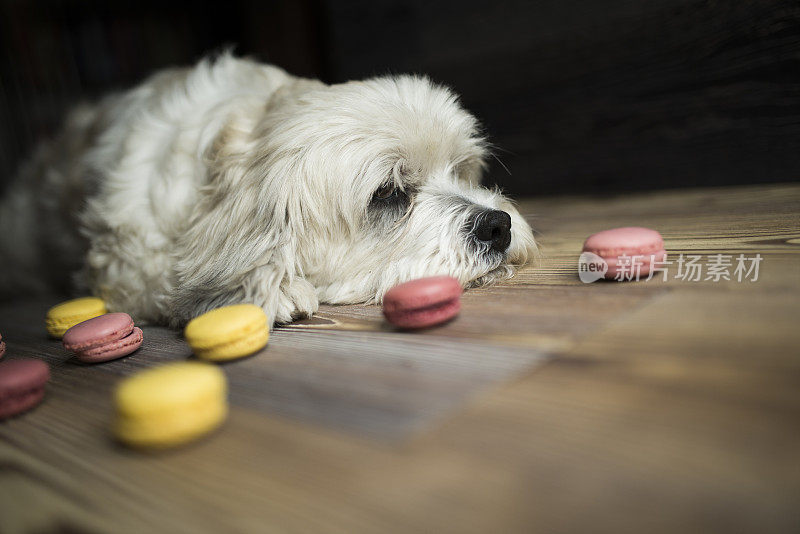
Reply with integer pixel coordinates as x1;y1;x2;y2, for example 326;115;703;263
1;0;799;197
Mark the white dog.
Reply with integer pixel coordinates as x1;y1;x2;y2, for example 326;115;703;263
0;53;536;327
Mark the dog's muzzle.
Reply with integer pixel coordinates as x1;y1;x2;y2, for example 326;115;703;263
471;209;512;253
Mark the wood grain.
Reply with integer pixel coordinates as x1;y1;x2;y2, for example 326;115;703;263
1;183;799;533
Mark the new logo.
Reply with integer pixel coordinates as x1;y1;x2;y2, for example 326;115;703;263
578;252;607;283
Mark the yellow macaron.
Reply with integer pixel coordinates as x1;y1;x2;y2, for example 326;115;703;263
184;304;269;361
45;297;107;338
113;362;227;449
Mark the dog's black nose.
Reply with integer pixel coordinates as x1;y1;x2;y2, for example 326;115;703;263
473;209;512;252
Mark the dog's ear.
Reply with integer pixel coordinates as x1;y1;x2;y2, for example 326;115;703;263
168;110;304;327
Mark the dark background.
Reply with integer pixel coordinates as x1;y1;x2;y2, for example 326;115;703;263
1;0;798;197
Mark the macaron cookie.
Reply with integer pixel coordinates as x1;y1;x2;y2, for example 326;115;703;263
113;362;227;449
0;359;50;420
184;304;269;361
0;333;5;360
62;312;143;363
383;275;463;329
582;226;666;280
46;297;107;338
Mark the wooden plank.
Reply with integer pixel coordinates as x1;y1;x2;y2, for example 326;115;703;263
1;183;799;533
0;296;555;442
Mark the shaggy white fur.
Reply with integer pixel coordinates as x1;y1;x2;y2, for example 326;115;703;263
0;53;536;326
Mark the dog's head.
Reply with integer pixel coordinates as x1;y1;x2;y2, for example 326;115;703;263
176;74;535;323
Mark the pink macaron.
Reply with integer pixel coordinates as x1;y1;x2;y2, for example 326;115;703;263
383;276;463;329
582;227;666;280
0;359;50;419
0;333;5;360
62;312;143;363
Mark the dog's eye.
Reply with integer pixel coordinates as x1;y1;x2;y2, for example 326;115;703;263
373;183;398;201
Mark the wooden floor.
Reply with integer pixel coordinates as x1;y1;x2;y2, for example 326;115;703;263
1;184;799;533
